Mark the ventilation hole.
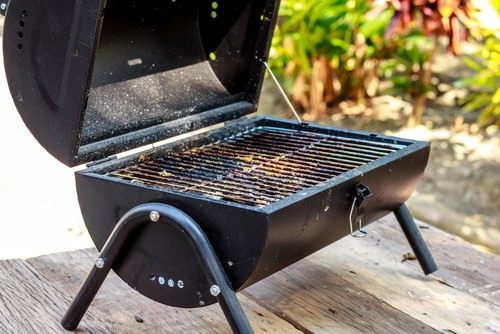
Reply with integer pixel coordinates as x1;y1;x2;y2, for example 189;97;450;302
212;1;218;9
209;52;216;61
149;273;155;281
211;11;217;18
17;43;23;50
18;31;23;38
22;9;28;17
19;20;25;27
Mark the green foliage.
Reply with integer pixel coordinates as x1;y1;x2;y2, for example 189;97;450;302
269;0;392;117
381;0;478;55
272;0;359;74
379;31;435;99
270;0;492;125
455;0;500;126
456;34;500;126
373;0;481;126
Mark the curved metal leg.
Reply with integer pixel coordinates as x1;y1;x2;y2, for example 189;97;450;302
394;204;438;275
61;203;254;334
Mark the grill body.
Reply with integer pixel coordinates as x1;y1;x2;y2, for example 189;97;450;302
3;0;435;328
77;116;430;308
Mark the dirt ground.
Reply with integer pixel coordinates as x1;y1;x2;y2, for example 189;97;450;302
258;51;500;254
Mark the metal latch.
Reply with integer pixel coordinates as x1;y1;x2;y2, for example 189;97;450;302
349;183;372;237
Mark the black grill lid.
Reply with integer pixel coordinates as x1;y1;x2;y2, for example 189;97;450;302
3;0;280;166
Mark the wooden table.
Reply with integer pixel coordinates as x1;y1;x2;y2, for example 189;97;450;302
1;215;499;333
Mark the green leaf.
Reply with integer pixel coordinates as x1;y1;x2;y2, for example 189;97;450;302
462;94;491;112
359;9;393;37
461;56;485;72
492;87;500;104
454;76;481;88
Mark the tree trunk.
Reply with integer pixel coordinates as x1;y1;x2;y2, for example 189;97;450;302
408;35;439;127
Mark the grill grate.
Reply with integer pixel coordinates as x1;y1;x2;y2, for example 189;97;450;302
107;127;407;207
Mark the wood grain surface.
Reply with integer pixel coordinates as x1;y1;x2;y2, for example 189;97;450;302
1;215;498;333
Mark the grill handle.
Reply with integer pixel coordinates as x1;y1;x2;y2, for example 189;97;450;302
61;203;254;334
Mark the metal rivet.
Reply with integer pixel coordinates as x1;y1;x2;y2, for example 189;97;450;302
1;3;7;10
158;277;165;285
210;285;220;296
177;280;185;289
168;279;175;287
149;211;160;222
95;257;105;269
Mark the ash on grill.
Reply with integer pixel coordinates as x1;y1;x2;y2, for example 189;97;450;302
108;127;406;207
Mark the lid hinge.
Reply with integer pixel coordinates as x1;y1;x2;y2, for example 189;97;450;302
86;155;117;168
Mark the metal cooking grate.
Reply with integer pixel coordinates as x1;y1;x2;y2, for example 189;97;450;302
107;127;407;207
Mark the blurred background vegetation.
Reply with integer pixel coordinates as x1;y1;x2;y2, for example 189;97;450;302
268;0;500;127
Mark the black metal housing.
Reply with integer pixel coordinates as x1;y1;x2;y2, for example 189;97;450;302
61;203;254;333
77;116;430;308
3;0;435;329
3;0;278;166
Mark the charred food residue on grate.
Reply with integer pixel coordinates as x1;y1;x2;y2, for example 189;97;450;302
107;127;407;207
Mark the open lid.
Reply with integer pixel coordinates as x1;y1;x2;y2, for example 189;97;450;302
3;0;280;166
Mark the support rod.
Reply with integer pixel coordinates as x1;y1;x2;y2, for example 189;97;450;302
263;61;303;124
394;204;438;275
61;203;253;334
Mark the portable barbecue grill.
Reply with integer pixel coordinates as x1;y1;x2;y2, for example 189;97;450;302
2;0;437;332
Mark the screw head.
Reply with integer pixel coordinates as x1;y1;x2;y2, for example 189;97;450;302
149;210;160;222
210;285;221;296
95;257;105;269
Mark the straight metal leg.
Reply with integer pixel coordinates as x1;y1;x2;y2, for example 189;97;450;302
394;204;438;275
61;203;253;334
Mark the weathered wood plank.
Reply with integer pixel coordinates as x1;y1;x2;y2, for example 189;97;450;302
369;215;500;304
0;258;106;334
244;263;439;334
303;217;500;334
1;249;301;334
1;215;499;334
